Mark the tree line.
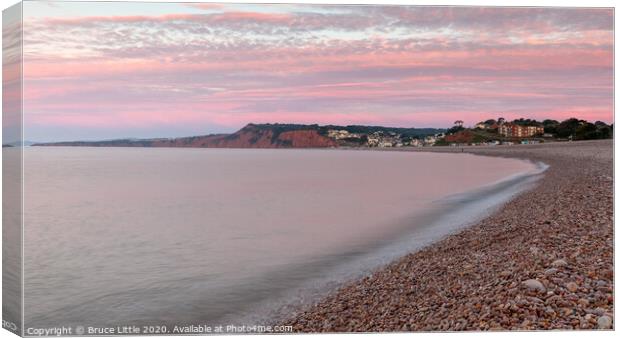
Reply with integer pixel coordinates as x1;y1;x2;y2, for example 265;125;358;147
473;118;613;140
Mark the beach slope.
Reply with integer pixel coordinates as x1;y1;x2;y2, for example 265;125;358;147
284;140;613;331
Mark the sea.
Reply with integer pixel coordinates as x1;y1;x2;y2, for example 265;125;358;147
19;147;545;330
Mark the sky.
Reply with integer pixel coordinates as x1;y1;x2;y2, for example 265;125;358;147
19;1;614;141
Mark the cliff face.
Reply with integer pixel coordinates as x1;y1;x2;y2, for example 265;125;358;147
444;130;475;144
277;130;337;148
159;125;336;148
35;124;337;149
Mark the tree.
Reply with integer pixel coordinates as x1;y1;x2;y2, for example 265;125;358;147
601;126;612;139
447;126;464;134
543;119;559;125
556;118;581;138
591;122;611;139
552;118;612;140
576;122;598;140
542;119;560;134
512;118;541;126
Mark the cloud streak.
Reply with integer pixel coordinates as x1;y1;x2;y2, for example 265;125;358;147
21;3;613;141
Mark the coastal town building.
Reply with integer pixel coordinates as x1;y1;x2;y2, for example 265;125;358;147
328;130;421;148
409;138;423;147
475;122;499;130
325;129;449;148
366;134;380;147
424;135;438;145
498;123;544;138
521;139;540;145
327;129;361;140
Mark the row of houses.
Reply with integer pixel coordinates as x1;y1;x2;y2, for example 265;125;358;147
326;129;443;147
365;131;440;147
450;139;542;147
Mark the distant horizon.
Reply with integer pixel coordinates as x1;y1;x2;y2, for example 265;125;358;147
18;117;614;144
8;2;614;142
22;121;447;143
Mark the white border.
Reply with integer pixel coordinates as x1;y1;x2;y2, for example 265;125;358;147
0;1;616;338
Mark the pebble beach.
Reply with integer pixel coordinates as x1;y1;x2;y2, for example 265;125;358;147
283;140;613;331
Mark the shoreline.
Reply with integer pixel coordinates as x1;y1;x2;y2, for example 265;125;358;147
233;156;546;327
282;139;613;331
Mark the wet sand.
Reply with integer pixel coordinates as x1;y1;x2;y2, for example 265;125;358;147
283;140;613;331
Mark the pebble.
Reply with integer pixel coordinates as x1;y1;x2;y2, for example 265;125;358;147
597;316;612;329
566;282;578;293
283;141;614;332
499;270;511;277
552;259;568;268
523;279;546;293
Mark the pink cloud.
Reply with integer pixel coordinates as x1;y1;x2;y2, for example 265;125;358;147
24;43;612;82
20;5;614;139
184;3;225;10
39;11;293;26
210;11;292;24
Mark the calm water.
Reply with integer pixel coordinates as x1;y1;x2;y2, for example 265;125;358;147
22;147;540;329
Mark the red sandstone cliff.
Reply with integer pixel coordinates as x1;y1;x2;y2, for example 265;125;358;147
35;124;338;149
153;124;337;148
444;130;475;144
